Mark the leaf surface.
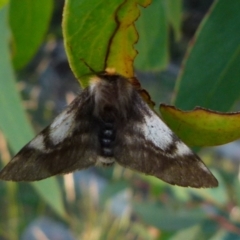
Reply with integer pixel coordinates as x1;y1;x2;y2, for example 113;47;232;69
0;6;66;219
9;0;53;69
134;202;206;231
174;1;240;112
135;0;168;71
160;105;240;146
63;0;151;87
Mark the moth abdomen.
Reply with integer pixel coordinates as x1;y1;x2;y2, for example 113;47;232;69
96;120;116;166
99;121;116;157
102;129;114;139
102;148;113;157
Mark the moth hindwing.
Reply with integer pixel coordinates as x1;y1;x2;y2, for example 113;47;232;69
0;69;218;188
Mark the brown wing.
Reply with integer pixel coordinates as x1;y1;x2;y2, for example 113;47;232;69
0;89;99;181
114;94;218;188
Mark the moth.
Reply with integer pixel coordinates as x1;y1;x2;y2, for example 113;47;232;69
0;69;218;188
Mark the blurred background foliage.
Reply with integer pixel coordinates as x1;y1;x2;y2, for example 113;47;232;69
0;0;240;239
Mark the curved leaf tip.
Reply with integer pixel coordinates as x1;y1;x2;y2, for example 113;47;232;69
160;104;240;147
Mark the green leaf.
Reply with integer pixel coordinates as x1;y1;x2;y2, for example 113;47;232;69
233;178;240;208
160;105;240;146
171;222;223;240
170;186;192;203
131;223;155;240
139;174;165;197
0;0;8;9
32;179;66;219
164;0;182;41
209;230;228;240
133;202;206;231
100;180;129;205
63;0;124;86
0;6;66;219
0;5;33;151
135;0;169;71
170;225;203;240
63;0;151;87
9;0;53;69
174;1;240;112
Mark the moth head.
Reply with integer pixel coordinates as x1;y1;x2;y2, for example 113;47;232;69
89;68;132;90
93;68;119;84
89;69;134;119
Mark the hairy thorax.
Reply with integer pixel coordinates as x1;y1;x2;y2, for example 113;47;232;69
89;73;133;121
89;72;134;164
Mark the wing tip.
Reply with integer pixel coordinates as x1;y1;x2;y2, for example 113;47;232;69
166;171;219;188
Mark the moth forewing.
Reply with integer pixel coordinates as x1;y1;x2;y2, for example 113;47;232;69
114;92;218;188
0;90;98;181
0;69;218;187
